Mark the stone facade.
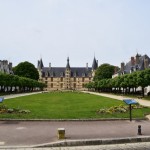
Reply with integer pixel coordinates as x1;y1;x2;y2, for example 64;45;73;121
38;57;98;91
0;60;13;74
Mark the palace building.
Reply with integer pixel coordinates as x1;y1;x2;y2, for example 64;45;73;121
37;57;98;91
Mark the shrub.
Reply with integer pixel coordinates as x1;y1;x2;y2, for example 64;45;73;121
0;104;30;114
97;104;144;114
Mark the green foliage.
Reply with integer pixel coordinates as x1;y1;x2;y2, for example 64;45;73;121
86;68;150;97
94;63;117;81
0;104;30;114
0;73;46;93
97;104;145;114
13;61;39;80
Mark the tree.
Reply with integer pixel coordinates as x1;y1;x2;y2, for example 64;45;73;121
94;63;118;81
13;61;39;80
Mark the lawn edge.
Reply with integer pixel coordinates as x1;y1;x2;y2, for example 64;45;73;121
0;118;147;121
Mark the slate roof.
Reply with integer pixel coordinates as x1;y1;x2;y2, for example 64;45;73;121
92;57;98;70
41;67;92;77
66;57;70;69
118;54;150;74
38;59;44;69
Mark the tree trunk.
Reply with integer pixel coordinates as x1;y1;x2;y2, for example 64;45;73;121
142;87;144;97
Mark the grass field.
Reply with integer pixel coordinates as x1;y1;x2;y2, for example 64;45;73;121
0;91;150;119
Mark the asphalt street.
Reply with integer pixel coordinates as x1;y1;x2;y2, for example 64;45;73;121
0;120;149;147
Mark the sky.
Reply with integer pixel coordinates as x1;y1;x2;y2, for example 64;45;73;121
0;0;150;68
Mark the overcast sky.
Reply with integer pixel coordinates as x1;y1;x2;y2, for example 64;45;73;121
0;0;150;68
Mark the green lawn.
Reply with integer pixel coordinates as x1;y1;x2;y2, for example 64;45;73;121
0;92;150;119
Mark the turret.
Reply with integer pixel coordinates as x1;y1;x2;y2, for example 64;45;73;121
135;53;141;64
92;57;98;71
65;57;71;89
66;57;70;69
37;58;44;70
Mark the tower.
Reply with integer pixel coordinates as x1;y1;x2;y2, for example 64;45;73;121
92;57;98;77
64;57;71;89
37;58;44;79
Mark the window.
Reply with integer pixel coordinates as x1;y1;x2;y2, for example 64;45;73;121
51;83;53;88
88;73;91;77
61;77;63;82
82;77;84;82
45;72;48;77
51;77;53;82
74;83;76;88
74;77;76;82
74;73;76;77
60;72;64;77
45;77;47;80
82;83;84;88
61;83;63;88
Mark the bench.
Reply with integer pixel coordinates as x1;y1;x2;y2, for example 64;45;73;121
0;97;4;103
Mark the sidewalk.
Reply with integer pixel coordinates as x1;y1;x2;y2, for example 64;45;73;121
82;91;150;107
2;91;42;100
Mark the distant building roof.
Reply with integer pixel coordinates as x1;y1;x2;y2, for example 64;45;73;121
38;57;98;78
118;54;150;75
41;67;92;77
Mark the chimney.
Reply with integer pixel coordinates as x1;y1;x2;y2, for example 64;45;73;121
144;58;149;69
131;57;135;66
135;54;140;64
121;62;125;72
9;62;12;69
49;63;51;69
86;63;88;70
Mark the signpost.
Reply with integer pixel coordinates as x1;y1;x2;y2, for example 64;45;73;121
123;99;138;121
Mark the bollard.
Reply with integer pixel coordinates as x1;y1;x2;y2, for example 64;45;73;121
138;125;142;135
57;128;65;139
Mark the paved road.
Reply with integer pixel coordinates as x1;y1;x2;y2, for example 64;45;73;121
0;120;149;147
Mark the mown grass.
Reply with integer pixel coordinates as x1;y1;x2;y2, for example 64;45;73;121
0;92;150;119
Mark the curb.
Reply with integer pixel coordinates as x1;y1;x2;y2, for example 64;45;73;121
33;136;150;148
0;118;147;121
1;136;150;149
